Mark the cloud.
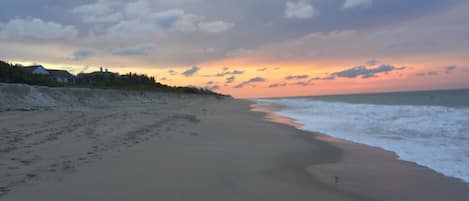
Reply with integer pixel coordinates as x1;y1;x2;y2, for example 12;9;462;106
104;20;164;42
225;76;236;84
416;72;438;76
71;1;122;24
0;18;78;41
228;70;245;75
198;21;235;33
112;44;153;56
72;48;94;61
304;30;357;40
268;80;313;88
226;48;252;57
367;59;379;66
0;0;464;70
386;40;417;49
152;10;234;33
331;64;405;79
182;66;200;77
257;68;268;72
168;70;177;75
268;83;287;88
285;74;309;80
415;66;457;76
72;1;234;42
152;9;205;33
290;81;314;86
150;9;202;32
151;9;187;29
216;70;244;77
342;0;373;9
445;65;457;74
368;29;406;41
234;77;266;88
285;1;318;19
125;0;152;19
310;76;336;81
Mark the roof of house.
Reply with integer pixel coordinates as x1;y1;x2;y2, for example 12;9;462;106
78;71;119;77
48;69;75;78
23;65;45;73
23;65;75;78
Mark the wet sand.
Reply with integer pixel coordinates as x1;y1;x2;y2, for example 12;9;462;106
309;136;469;201
252;102;469;201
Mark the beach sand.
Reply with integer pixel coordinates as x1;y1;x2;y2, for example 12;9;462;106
1;84;468;200
309;136;469;201
0;85;370;201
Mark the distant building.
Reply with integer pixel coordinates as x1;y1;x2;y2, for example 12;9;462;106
24;65;76;84
48;70;76;84
24;65;50;75
77;67;119;84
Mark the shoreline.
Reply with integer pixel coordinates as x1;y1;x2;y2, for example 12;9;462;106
1;81;467;201
250;101;469;201
0;95;372;201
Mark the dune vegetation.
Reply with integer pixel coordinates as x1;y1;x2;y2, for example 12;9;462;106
0;60;227;96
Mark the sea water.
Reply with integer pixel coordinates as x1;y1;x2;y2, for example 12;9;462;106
255;89;469;183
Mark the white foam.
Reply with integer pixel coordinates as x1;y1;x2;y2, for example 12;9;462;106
256;98;469;183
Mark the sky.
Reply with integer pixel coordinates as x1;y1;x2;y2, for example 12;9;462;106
1;0;469;98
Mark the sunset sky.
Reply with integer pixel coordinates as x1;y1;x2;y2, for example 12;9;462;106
1;0;469;98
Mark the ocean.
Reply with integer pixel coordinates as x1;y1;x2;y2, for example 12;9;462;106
254;89;469;183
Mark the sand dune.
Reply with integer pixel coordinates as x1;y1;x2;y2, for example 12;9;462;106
0;83;210;111
0;84;218;198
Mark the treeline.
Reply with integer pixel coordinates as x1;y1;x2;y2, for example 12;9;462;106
0;60;227;97
0;60;63;87
80;72;225;96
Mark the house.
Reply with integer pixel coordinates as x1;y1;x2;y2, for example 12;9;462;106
24;65;76;84
24;65;50;75
77;67;119;84
48;70;76;84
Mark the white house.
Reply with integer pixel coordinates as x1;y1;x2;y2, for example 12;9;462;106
24;65;50;75
24;65;76;84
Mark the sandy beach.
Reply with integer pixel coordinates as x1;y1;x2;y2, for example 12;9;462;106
1;84;468;201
